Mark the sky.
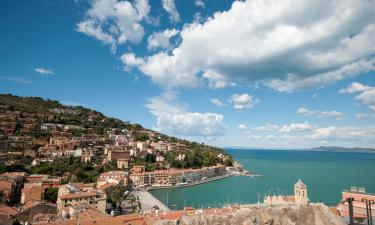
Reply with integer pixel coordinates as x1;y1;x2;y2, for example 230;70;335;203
0;0;374;149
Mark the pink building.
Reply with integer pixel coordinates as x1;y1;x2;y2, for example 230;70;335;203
336;186;375;220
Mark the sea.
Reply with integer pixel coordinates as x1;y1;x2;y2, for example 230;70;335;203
150;149;375;210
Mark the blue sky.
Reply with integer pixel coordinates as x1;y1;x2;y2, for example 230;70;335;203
1;0;374;148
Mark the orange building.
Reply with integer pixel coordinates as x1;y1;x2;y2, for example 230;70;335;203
21;185;43;204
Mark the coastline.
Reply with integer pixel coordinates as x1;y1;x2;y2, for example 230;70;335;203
147;172;235;191
133;190;171;213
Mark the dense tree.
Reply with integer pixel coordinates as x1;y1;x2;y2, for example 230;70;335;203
44;187;58;202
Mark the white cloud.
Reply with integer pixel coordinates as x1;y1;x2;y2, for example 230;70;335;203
161;0;180;23
34;67;54;76
202;70;234;89
340;82;375;112
279;122;312;133
127;0;375;90
238;124;248;129
237;124;375;148
297;107;344;119
339;82;371;93
310;126;337;139
229;94;257;110
76;0;151;51
255;124;279;132
194;0;205;8
0;76;32;84
254;122;312;133
146;93;226;136
147;28;179;50
210;98;225;107
121;53;145;68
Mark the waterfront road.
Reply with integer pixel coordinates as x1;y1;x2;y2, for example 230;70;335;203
133;190;170;213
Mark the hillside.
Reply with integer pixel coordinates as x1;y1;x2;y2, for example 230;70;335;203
0;94;233;181
0;94;224;150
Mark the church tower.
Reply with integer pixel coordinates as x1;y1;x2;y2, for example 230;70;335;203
294;178;308;204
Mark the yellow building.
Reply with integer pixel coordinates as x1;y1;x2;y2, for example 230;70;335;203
294;178;308;204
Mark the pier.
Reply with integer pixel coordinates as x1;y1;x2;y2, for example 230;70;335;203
133;190;170;213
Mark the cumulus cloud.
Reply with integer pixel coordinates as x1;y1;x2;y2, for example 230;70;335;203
254;122;312;133
147;28;179;50
279;122;312;133
240;124;375;148
238;124;248;129
125;0;375;90
255;124;280;132
229;94;257;110
210;98;225;107
34;67;54;76
161;0;180;23
76;0;151;51
340;82;375;112
339;82;371;93
121;53;145;68
310;126;337;139
146;93;226;136
297;107;344;119
194;0;205;8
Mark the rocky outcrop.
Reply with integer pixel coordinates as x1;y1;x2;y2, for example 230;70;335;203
156;203;345;225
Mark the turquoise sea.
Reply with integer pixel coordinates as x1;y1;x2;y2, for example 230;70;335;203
150;149;375;210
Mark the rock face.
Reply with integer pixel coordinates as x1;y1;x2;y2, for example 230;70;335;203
156;203;345;225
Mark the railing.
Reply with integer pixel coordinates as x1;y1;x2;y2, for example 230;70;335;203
346;197;374;225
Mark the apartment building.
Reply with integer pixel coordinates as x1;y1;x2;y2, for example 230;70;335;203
56;184;106;215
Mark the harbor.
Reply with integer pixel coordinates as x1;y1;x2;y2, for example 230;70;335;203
133;190;171;213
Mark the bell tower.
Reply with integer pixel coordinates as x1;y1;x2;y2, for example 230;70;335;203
294;178;308;204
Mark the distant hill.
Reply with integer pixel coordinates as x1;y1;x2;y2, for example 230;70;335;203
309;146;375;153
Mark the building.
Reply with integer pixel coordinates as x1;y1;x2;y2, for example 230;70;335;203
294;178;308;204
21;185;43;204
56;184;107;215
336;187;375;220
97;171;128;189
107;149;130;161
264;179;309;205
0;172;25;205
117;158;129;169
129;165;226;187
40;123;58;131
175;154;185;161
156;155;165;162
136;142;148;151
24;174;61;189
0;204;18;225
16;201;58;223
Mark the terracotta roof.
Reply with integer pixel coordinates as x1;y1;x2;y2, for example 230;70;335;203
0;204;18;216
22;185;43;193
60;191;102;200
100;171;128;177
22;200;56;211
97;183;117;190
0;180;13;191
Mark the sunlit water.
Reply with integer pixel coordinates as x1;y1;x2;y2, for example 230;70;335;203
150;149;375;210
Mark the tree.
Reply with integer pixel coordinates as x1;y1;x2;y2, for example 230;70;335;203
44;188;58;202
